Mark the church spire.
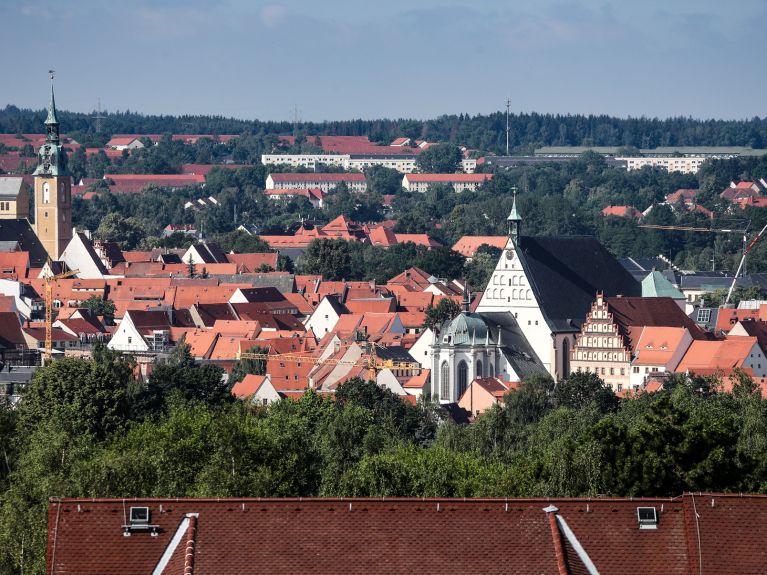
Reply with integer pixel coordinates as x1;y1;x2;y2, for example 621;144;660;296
507;187;521;243
45;70;60;143
461;280;471;314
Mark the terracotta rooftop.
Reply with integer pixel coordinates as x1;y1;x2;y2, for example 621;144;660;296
47;494;767;574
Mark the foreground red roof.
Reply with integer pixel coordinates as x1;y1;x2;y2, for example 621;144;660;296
47;494;767;574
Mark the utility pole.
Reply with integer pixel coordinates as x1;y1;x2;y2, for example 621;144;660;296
505;97;511;156
92;97;105;133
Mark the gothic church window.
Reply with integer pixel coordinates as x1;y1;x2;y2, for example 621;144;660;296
440;362;449;399
457;361;468;398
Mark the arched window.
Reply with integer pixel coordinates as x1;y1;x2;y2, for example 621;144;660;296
512;289;517;299
488;362;495;377
562;338;570;376
499;289;505;299
440;361;450;399
457;361;468;398
525;289;531;300
512;276;518;286
476;359;483;378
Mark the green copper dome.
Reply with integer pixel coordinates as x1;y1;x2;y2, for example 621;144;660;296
441;313;492;346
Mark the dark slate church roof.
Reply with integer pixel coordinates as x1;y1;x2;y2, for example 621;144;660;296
518;236;640;333
0;219;49;267
481;311;549;380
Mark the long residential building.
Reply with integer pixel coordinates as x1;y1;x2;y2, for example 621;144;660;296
402;173;493;193
617;156;707;174
265;173;367;193
262;154;477;174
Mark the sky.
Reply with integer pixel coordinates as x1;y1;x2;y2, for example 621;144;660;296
1;0;765;122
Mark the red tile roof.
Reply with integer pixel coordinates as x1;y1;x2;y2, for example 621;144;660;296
405;173;493;183
47;494;767;575
181;163;247;176
601;205;642;218
269;172;366;183
231;373;269;399
103;174;205;194
451;235;507;258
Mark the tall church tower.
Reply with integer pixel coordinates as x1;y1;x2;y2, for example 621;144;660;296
33;72;72;260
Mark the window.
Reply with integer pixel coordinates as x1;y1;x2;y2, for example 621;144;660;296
610;368;615;375
457;361;468;398
633;366;639;373
262;398;268;407
43;183;50;204
620;368;625;375
440;362;450;399
476;360;483;379
696;308;711;323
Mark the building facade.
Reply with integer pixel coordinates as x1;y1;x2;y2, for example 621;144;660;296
0;177;30;220
568;293;633;390
617;156;706;174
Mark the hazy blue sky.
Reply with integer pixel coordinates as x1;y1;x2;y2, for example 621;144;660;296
2;0;765;122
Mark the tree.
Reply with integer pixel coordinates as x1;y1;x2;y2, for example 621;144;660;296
364;166;403;195
76;295;116;323
703;285;766;307
504;373;555;426
16;345;134;439
301;239;353;280
424;298;462;331
94;213;153;250
463;245;501;290
229;345;269;387
131;342;231;419
555;371;617;413
415;143;463;173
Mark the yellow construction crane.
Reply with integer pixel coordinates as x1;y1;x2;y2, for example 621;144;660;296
43;267;79;364
240;341;422;382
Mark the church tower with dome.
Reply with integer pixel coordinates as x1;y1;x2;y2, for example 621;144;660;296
32;72;72;260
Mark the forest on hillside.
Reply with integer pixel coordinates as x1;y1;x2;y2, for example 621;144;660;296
1;104;766;153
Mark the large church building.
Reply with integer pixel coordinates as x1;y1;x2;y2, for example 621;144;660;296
431;197;639;403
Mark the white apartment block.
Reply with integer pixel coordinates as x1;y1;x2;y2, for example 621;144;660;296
402;173;493;193
262;155;478;175
265;173;367;193
617;156;707;174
